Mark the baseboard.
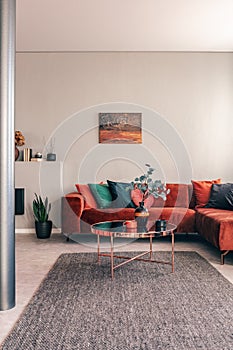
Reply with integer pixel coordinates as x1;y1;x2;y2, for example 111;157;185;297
15;228;62;234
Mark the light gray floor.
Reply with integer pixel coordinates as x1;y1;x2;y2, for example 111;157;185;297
0;232;233;344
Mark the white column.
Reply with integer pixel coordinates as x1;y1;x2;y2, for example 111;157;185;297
0;0;16;310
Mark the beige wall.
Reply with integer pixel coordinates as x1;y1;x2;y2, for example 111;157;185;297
15;52;233;228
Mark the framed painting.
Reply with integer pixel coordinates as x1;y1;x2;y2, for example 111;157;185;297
99;113;142;144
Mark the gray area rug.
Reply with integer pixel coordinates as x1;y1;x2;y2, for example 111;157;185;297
1;251;233;350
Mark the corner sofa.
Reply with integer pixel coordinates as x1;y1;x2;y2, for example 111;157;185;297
62;181;233;264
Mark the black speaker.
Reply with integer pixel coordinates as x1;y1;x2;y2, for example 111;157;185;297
15;188;24;215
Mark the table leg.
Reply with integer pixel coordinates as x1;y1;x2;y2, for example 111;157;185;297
171;232;175;273
110;235;114;279
97;235;100;264
149;235;153;260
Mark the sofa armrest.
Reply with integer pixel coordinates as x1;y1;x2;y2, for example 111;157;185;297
62;192;85;235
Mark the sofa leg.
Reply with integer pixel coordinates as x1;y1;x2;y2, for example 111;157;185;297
221;250;230;265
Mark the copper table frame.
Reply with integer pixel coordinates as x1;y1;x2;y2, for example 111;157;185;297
91;221;177;279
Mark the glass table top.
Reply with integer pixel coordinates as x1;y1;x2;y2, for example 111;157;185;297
91;220;177;238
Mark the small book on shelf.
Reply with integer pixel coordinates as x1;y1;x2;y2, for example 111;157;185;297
23;148;32;161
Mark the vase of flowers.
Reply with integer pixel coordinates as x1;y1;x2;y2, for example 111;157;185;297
45;137;56;161
131;164;170;231
15;130;25;160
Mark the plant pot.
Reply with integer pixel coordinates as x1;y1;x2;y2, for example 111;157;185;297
35;220;52;239
134;201;149;232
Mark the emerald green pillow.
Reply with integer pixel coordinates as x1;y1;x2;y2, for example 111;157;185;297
88;184;112;209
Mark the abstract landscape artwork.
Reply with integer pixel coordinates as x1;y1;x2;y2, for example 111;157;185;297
99;113;142;144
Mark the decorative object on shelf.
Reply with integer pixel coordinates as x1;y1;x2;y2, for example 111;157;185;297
47;153;56;161
15;147;19;161
99;112;142;144
31;152;43;161
131;164;170;231
34;152;42;159
45;137;56;161
32;193;52;239
15;130;25;161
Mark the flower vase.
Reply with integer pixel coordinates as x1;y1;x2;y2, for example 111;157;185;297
134;201;149;232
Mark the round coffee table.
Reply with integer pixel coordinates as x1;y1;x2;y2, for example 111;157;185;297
91;220;177;279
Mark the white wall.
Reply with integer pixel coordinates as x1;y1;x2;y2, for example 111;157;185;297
16;0;233;51
15;52;233;228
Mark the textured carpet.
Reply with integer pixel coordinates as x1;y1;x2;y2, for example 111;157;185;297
1;252;233;350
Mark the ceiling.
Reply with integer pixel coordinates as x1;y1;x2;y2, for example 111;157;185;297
16;0;233;52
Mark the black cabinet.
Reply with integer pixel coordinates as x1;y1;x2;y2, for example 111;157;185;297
15;188;24;215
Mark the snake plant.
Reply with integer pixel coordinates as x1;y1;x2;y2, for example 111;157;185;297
33;193;51;222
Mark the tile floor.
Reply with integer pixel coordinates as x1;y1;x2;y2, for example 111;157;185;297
0;232;233;344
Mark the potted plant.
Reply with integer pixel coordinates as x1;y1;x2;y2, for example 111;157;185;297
33;193;52;239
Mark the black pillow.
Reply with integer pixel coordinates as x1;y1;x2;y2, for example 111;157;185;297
107;180;136;208
205;183;233;210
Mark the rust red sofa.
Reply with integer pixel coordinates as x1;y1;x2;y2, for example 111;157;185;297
62;183;195;233
62;182;233;264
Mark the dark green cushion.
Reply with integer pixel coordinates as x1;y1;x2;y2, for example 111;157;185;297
88;184;112;209
107;180;136;208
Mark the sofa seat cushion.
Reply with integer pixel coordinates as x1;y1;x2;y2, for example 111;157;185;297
81;208;135;225
148;207;196;233
195;208;233;250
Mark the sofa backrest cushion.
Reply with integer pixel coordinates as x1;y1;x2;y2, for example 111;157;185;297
75;184;97;209
191;178;221;208
88;183;112;209
205;183;233;210
152;184;190;208
75;182;196;209
107;180;136;208
188;184;195;209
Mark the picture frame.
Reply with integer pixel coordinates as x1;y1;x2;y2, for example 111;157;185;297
99;112;142;144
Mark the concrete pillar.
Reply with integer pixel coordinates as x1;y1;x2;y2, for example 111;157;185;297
0;0;16;310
